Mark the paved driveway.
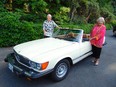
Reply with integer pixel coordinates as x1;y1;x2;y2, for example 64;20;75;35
0;30;116;87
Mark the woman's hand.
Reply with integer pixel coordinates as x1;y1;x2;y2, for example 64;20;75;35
89;38;92;41
89;37;96;41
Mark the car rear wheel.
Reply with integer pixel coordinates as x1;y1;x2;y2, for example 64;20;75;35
51;59;70;82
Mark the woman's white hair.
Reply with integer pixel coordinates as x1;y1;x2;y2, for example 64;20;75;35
47;14;52;18
97;17;105;24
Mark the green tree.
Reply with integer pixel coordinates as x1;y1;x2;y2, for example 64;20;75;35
69;0;100;23
97;0;115;21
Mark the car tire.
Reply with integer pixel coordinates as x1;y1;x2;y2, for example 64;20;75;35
4;58;8;62
51;59;70;82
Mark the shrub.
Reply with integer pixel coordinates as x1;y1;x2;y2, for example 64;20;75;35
0;12;43;47
78;24;93;33
0;11;112;47
54;7;70;24
0;1;7;12
110;20;116;31
110;20;116;26
61;23;93;33
105;24;113;30
61;23;112;33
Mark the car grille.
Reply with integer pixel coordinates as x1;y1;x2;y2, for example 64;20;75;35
14;51;30;67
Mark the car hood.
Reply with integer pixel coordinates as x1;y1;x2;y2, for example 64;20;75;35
14;38;72;60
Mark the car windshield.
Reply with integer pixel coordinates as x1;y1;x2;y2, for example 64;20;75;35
53;29;83;42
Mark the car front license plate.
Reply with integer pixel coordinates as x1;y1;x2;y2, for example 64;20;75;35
8;63;13;72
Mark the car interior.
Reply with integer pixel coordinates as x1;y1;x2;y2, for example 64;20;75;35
53;29;90;42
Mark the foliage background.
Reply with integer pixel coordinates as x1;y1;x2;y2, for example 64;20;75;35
0;0;116;47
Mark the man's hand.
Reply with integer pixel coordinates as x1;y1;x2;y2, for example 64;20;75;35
43;29;47;35
57;26;62;29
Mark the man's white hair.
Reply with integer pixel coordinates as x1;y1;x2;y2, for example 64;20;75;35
47;14;52;18
97;17;105;24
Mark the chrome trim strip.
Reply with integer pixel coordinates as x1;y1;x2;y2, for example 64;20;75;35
73;51;92;61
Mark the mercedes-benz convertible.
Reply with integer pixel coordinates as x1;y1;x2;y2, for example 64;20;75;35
5;28;92;81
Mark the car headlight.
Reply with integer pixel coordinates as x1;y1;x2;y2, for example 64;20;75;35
36;63;41;70
29;61;49;70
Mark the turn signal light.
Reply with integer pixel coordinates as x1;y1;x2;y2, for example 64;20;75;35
41;62;49;70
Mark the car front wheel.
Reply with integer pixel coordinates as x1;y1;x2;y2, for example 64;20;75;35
52;59;70;82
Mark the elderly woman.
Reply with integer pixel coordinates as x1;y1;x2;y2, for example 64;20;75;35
43;14;60;38
90;17;106;66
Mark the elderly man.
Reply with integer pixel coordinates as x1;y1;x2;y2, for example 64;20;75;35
43;14;60;38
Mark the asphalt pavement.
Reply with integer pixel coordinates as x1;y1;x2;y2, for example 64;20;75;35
0;30;116;87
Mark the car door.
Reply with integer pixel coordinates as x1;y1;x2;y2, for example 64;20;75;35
66;42;83;64
80;41;92;55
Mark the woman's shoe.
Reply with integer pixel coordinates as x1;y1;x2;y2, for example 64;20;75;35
92;60;95;63
92;59;96;63
95;60;99;66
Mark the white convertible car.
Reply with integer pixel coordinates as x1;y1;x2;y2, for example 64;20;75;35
5;29;92;81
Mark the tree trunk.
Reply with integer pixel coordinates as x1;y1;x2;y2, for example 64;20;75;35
70;7;76;22
86;12;91;23
5;0;13;11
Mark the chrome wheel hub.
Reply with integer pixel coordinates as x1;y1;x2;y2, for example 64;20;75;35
56;63;68;78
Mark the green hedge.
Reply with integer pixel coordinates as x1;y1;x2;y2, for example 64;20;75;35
0;12;113;47
0;12;43;47
61;24;92;33
61;23;112;33
110;20;116;26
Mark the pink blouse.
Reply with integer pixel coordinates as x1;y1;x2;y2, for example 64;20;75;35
90;24;106;48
